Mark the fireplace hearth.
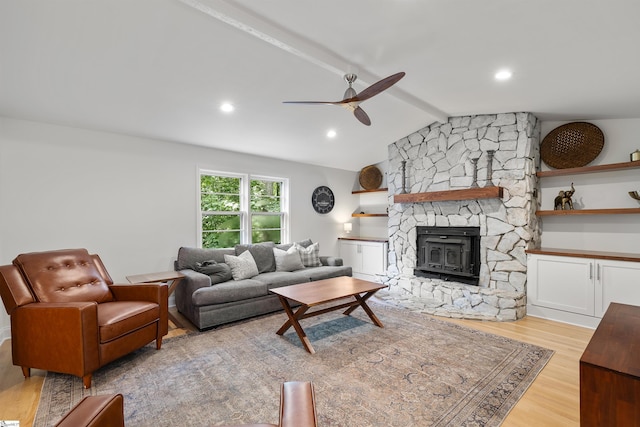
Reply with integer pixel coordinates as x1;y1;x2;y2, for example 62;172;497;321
415;226;480;285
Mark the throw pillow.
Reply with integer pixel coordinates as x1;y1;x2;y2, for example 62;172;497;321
235;242;276;273
273;246;305;272
224;251;259;280
295;238;313;248
294;242;322;267
194;260;232;285
275;238;313;252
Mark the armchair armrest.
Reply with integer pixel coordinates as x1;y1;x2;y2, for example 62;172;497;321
219;381;316;427
279;381;317;427
319;256;343;266
11;302;100;378
0;264;36;315
55;394;125;427
109;283;168;305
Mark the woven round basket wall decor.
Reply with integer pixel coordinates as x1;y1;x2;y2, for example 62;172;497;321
359;165;383;190
540;122;604;169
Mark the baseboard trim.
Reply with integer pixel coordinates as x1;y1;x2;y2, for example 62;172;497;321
0;325;11;346
526;304;600;329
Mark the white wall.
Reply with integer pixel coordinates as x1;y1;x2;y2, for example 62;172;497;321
0;117;358;341
538;118;640;252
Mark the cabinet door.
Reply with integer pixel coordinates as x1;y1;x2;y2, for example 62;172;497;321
339;241;362;273
594;260;640;317
527;255;595;316
361;242;388;275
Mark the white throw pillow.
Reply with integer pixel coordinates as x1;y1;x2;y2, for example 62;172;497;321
224;250;259;280
294;242;321;267
273;246;305;272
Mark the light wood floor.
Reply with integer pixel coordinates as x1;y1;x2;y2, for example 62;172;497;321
0;310;593;426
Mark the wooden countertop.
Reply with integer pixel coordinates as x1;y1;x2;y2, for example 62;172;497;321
338;236;389;243
526;248;640;263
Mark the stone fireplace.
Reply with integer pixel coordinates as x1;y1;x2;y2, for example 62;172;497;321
381;113;541;321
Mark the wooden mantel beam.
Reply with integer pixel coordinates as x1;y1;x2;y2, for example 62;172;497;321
393;187;503;203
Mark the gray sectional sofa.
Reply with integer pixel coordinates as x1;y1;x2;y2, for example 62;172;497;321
174;240;352;330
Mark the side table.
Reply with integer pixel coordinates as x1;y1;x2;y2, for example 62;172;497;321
126;271;185;328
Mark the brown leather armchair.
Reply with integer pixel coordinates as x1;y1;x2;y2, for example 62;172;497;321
222;381;318;427
0;248;168;388
55;394;125;427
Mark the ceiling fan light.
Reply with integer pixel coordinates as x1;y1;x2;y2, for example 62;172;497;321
220;102;235;113
343;87;357;100
495;70;512;81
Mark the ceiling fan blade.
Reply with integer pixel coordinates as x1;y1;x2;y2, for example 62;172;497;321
354;72;405;102
282;101;342;105
353;106;371;126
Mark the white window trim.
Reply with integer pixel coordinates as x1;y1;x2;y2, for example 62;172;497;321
197;168;289;247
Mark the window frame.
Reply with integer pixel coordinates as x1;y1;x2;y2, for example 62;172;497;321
198;169;289;248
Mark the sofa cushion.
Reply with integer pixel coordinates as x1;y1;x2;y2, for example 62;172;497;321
305;266;353;281
273;247;305;272
254;271;311;289
194;260;233;285
176;247;234;270
191;279;267;306
225;251;259;280
97;301;160;343
294;242;322;267
235;242;276;273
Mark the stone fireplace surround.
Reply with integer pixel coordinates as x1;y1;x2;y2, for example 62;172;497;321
380;113;541;321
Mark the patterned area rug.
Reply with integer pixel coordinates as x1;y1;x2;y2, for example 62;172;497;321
35;304;553;426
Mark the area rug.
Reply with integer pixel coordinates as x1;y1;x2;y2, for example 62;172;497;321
34;304;553;426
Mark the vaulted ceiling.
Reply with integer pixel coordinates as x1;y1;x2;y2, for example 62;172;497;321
1;0;639;171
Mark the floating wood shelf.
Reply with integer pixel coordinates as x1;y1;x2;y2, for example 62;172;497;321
352;188;388;194
536;208;640;216
351;213;388;218
537;160;640;177
393;186;503;203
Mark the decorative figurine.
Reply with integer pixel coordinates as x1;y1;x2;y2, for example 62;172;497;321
470;157;479;188
554;183;576;210
485;150;495;187
400;160;407;194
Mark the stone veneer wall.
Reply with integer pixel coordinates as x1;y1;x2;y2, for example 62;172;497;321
382;112;541;321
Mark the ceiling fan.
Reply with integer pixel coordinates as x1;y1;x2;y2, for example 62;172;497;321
283;72;405;126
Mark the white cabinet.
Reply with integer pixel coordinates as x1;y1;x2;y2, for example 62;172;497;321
528;255;594;316
595;259;640;317
527;253;640;327
339;239;388;282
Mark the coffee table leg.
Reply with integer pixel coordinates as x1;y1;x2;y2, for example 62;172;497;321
343;291;384;328
275;296;315;354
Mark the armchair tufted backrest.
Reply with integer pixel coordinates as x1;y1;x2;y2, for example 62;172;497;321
13;248;114;303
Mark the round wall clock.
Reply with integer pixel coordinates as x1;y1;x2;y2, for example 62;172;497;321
311;186;335;214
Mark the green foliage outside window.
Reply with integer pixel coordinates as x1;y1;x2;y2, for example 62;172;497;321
200;174;285;248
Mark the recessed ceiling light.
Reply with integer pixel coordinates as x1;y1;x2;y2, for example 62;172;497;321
495;69;513;81
220;102;234;113
327;129;337;138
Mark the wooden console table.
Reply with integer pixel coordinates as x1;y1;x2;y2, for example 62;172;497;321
580;302;640;426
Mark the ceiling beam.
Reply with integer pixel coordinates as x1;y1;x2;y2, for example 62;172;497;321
178;0;449;124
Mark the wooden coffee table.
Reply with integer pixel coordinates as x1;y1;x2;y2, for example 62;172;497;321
270;276;386;353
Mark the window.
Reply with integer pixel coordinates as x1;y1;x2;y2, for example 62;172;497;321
199;170;288;248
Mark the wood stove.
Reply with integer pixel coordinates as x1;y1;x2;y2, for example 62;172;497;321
415;226;480;285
